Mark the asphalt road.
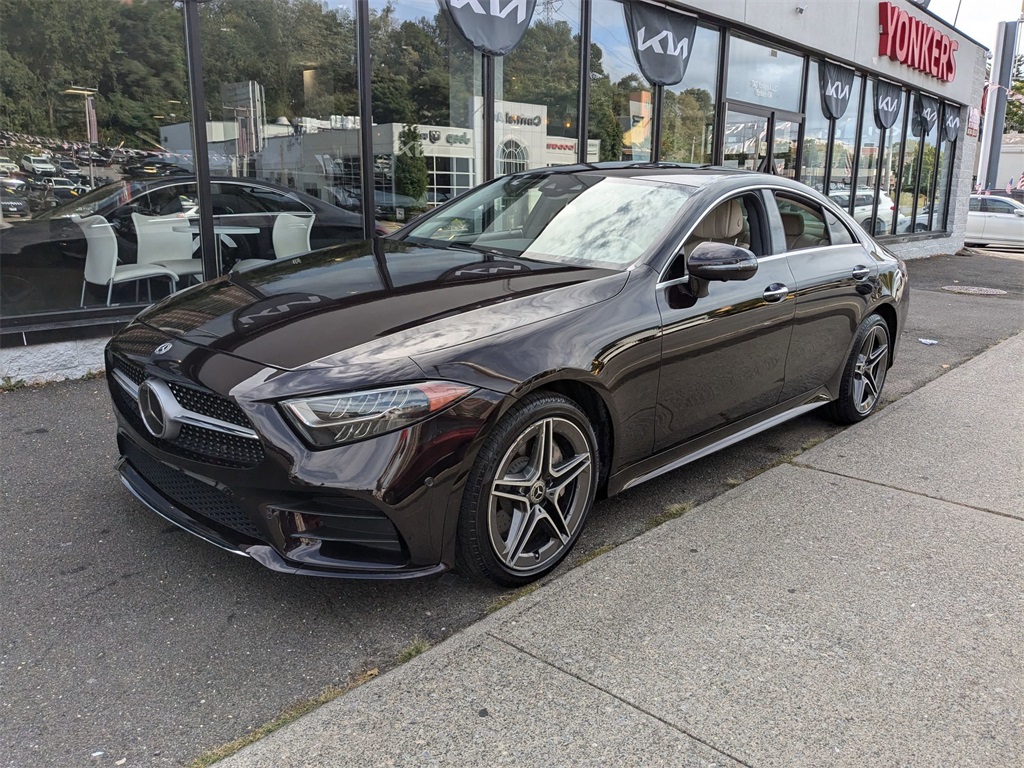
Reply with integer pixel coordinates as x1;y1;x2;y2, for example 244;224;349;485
2;249;1022;768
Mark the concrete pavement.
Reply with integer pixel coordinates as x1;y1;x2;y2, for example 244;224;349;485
220;333;1024;767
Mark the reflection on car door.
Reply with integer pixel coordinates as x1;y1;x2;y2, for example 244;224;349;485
654;193;796;452
771;192;874;400
982;198;1024;244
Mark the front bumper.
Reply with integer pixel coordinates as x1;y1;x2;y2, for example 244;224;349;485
108;345;506;579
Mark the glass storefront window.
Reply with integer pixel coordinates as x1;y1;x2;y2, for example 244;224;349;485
880;90;907;236
723;111;768;171
1;0;194;317
828;75;862;211
661;24;720;164
497;1;585;171
801;61;832;193
588;0;653;162
898;96;924;233
915;107;940;232
726;37;803;112
856;82;881;214
932;113;955;231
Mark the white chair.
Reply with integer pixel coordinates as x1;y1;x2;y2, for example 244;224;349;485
231;213;313;272
74;215;177;307
132;212;204;285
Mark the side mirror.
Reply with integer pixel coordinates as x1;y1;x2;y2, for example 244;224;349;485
687;241;759;282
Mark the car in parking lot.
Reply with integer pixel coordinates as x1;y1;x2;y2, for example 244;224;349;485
966;194;1024;247
0;188;30;217
105;163;909;586
827;188;903;234
21;155;56;175
0;170;27;192
0;156;18;174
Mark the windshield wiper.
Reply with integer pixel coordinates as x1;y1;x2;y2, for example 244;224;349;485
444;240;506;257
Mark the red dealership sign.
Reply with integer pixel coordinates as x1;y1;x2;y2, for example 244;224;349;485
878;1;957;82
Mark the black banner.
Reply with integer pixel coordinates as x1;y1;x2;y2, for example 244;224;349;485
818;61;855;120
874;80;903;129
624;2;698;86
441;0;537;56
942;103;961;142
912;93;939;136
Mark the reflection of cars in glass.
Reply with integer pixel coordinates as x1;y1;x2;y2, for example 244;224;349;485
0;176;374;316
58;159;82;179
0;170;27;192
828;188;903;234
105;165;909;587
0;188;30;217
965;194;1024;248
21;155;56;175
0;156;19;174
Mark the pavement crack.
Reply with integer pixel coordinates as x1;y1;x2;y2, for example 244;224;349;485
485;631;754;768
789;463;1023;523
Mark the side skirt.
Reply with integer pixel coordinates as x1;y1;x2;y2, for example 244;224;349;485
608;390;832;495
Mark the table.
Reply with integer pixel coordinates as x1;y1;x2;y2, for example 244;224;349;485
173;223;261;275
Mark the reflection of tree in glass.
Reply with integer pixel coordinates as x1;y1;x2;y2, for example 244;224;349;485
661;88;714;163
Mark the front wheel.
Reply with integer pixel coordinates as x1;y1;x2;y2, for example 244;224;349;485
829;314;891;424
456;392;598;587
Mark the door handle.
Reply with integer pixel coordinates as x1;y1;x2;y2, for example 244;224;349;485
763;283;789;302
852;265;871;281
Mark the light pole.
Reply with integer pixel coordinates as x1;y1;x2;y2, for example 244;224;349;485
62;86;98;187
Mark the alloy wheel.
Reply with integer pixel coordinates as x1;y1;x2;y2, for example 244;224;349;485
487;417;594;574
853;324;889;414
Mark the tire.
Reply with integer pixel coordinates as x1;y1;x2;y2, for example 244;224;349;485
829;314;891;424
456;392;598;587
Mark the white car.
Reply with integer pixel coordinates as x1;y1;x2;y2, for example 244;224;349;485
966;195;1024;248
828;188;900;234
40;176;76;189
0;156;18;174
21;155;56;175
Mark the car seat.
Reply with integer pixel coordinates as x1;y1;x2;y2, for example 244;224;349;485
685;199;745;255
780;212;827;250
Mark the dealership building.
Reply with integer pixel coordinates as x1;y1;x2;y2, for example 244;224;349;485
0;0;988;380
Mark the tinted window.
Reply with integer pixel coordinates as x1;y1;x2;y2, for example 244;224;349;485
245;186;311;214
983;199;1015;214
825;209;855;245
968;198;982;212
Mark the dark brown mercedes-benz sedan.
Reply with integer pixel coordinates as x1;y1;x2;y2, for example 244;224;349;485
106;165;909;586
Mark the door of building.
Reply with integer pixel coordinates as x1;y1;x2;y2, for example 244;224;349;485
723;106;802;178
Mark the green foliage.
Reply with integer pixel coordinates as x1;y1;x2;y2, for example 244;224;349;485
394;123;428;203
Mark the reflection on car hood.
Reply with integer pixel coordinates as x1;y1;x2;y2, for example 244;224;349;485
135;239;628;370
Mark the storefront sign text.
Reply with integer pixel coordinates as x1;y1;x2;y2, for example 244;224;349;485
495;112;543;127
749;80;777;100
878;1;957;82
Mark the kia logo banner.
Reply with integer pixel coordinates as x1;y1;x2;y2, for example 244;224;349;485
874;80;903;130
440;0;537;56
818;61;855;120
624;2;697;86
942;103;961;142
912;92;939;137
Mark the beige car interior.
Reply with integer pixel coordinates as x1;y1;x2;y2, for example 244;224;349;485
684;198;750;256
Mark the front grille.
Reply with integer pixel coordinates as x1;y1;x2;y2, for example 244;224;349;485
109;355;265;469
124;441;263;541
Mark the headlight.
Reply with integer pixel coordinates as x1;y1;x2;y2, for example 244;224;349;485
281;381;477;448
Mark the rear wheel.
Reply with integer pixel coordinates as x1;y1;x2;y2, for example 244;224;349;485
829;314;891;424
456;393;598;587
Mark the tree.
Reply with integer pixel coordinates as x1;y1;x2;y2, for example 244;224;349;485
394;123;428;205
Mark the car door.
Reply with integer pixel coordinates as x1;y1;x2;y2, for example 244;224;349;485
965;197;984;241
770;191;875;401
654;192;796;452
981;197;1024;245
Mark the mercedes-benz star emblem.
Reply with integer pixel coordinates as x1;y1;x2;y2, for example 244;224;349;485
154;342;174;355
137;379;181;440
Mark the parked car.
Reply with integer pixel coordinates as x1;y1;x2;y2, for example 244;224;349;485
965;194;1024;248
0;156;19;174
104;164;909;586
0;170;27;192
57;159;82;179
21;155;56;175
0;188;30;217
828;188;903;234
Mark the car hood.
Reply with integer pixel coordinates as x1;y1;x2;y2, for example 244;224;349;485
134;239;629;371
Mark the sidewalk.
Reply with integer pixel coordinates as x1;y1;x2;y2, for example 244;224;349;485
220;334;1024;768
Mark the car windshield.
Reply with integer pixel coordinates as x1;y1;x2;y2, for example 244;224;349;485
402;173;694;270
32;179;145;220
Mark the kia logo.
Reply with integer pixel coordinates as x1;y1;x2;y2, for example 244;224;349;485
636;26;689;57
825;80;850;100
154;342;173;355
138;379;181;440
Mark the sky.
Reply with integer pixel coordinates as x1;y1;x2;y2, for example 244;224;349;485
925;0;1022;53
